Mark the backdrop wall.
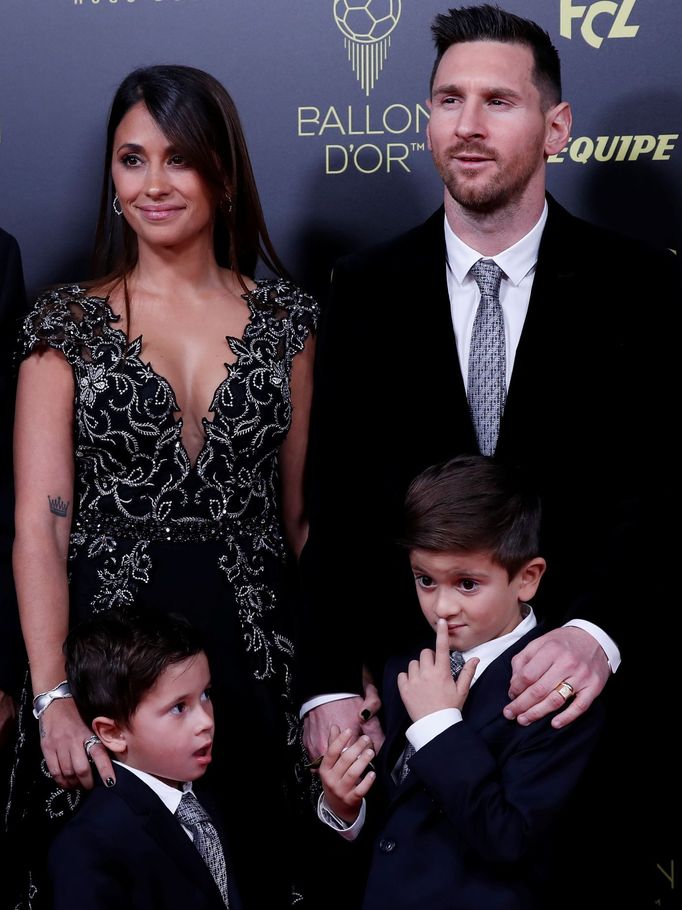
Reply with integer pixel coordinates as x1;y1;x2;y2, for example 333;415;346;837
0;0;679;302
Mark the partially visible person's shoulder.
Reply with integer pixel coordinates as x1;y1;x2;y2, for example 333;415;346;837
0;226;19;252
333;208;444;279
547;196;678;272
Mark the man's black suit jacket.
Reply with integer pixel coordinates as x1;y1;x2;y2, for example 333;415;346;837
48;765;240;910
299;195;679;699
359;625;604;910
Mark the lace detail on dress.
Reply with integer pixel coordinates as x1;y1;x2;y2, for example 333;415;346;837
20;278;317;673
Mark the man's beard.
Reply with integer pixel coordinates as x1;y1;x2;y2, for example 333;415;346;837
435;143;541;215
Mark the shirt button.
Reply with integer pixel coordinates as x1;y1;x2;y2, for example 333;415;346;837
378;838;396;853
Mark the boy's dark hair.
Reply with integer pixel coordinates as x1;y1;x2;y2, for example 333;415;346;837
402;455;541;578
430;4;562;108
64;608;204;727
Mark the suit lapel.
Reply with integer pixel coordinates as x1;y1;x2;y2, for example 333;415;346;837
498;197;578;455
380;659;414;778
402;208;478;453
112;767;225;905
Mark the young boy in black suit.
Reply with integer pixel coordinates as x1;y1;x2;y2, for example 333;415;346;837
48;608;240;910
318;455;605;910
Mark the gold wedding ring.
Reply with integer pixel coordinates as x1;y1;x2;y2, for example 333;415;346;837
554;680;575;701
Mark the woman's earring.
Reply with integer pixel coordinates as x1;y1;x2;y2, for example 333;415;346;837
112;194;123;216
221;191;233;215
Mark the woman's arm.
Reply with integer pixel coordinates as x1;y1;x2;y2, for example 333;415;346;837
13;348;113;789
279;335;315;560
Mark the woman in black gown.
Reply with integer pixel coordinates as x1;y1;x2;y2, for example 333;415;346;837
7;65;317;909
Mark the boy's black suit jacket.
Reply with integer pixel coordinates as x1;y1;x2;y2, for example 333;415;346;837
360;625;605;910
48;765;240;910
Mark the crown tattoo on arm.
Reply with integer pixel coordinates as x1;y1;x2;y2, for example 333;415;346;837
48;495;70;518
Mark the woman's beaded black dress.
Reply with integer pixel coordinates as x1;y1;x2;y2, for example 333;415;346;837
6;279;318;909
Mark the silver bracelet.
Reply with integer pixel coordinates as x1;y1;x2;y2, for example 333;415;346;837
32;680;73;719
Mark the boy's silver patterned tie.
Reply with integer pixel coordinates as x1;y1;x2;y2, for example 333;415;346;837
176;791;230;907
398;650;466;783
467;258;506;456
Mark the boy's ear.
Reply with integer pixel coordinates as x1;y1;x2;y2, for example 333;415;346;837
517;557;546;601
92;716;128;755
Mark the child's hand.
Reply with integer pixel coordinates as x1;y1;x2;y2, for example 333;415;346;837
398;618;479;722
318;725;376;824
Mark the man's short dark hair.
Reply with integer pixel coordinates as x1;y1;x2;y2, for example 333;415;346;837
64;608;205;727
430;4;562;108
402;455;542;578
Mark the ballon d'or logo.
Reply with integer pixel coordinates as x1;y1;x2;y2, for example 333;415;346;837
333;0;402;96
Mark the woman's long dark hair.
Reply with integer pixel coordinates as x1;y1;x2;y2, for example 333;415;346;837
92;65;287;303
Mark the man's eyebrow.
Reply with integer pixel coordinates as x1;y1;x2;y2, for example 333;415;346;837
432;83;524;101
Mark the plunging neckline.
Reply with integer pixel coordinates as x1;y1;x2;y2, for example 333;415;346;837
92;285;260;470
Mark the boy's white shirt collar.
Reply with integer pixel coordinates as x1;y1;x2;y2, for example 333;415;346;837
463;604;537;683
112;760;192;815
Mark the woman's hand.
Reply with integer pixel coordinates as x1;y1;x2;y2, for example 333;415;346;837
37;697;115;790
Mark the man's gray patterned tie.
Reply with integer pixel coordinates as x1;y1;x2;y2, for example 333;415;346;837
398;650;466;783
176;791;230;907
467;258;505;456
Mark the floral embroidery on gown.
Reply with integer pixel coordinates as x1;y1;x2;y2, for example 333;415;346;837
6;279;318;909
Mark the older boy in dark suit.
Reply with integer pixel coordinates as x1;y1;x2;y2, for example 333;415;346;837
318;456;604;910
48;609;241;910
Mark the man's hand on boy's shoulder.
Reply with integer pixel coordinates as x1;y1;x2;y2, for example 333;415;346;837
504;626;611;729
398;619;478;723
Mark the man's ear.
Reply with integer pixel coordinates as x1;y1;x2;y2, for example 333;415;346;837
517;557;547;601
544;101;572;157
92;716;128;756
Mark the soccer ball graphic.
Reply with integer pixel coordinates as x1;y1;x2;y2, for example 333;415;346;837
333;0;401;45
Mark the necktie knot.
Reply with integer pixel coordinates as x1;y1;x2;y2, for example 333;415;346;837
470;258;503;297
450;650;465;679
176;791;212;828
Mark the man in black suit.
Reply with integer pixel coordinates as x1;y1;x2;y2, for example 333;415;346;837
299;5;678;904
